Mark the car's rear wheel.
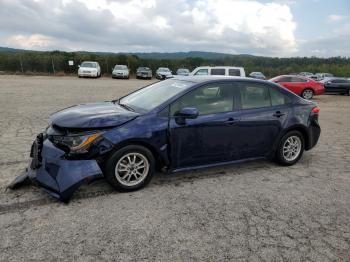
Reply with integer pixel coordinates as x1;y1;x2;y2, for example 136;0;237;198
105;145;155;191
276;131;304;166
301;88;314;100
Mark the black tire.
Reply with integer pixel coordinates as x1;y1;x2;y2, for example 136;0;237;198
275;130;305;166
105;145;155;192
301;88;314;100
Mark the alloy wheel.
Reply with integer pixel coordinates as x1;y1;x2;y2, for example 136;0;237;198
115;152;150;187
282;136;302;162
302;89;313;100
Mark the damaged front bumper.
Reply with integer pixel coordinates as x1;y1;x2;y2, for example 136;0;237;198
8;134;103;202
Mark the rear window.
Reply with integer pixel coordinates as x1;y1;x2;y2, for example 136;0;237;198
210;68;225;75
229;69;241;76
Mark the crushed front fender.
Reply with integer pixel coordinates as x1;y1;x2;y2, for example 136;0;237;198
8;138;103;202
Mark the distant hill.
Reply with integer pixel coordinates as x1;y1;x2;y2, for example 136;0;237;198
0;46;253;60
123;51;246;60
0;46;33;53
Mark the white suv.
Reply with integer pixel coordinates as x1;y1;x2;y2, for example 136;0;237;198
190;66;245;77
78;61;101;78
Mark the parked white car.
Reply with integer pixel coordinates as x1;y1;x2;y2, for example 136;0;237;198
78;61;101;78
190;66;246;77
112;65;130;79
156;67;173;80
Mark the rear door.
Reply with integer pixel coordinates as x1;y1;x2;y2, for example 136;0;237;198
275;76;294;92
236;82;291;158
276;76;306;96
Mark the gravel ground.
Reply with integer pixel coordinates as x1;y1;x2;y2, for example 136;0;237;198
0;75;349;261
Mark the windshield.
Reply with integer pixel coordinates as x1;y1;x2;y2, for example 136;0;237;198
158;68;170;72
81;62;96;68
119;79;193;113
138;67;149;71
114;65;127;70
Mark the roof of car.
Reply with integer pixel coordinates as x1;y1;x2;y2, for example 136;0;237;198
274;74;309;79
193;66;244;69
170;75;267;84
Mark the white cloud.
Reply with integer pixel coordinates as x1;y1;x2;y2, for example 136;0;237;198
298;23;350;57
5;34;55;50
0;0;298;56
328;14;347;22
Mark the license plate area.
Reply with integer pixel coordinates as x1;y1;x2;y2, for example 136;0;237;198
30;133;44;169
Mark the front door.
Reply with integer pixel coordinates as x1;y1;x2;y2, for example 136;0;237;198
168;82;241;169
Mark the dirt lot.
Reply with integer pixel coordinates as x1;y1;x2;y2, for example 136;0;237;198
0;75;349;261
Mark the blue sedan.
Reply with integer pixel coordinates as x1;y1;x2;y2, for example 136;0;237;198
9;76;321;202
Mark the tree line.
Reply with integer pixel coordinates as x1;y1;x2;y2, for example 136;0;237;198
0;50;350;78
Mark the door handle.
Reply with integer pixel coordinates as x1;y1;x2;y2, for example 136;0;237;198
273;111;285;117
224;118;238;125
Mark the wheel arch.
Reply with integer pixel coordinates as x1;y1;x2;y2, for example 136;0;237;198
104;139;169;171
302;87;314;96
271;124;311;156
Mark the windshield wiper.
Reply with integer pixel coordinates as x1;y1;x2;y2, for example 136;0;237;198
118;101;135;112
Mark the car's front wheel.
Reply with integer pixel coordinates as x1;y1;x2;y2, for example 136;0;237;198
301;88;314;100
105;145;155;191
276;131;304;166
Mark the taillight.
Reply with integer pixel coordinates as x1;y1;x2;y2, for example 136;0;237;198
312;106;320;113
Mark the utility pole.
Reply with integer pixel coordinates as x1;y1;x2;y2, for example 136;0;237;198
19;55;24;74
51;57;56;75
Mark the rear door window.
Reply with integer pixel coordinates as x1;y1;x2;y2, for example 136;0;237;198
228;69;241;76
210;68;225;75
239;83;271;109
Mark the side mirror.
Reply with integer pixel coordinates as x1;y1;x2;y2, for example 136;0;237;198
176;107;199;119
78;65;80;68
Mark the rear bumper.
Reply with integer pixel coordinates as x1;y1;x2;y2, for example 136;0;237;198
306;119;321;150
9;137;103;202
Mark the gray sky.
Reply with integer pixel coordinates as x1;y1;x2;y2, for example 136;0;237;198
0;0;349;57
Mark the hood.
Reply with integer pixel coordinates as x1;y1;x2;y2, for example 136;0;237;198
50;102;139;129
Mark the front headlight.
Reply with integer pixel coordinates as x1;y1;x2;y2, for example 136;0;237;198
51;133;102;153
